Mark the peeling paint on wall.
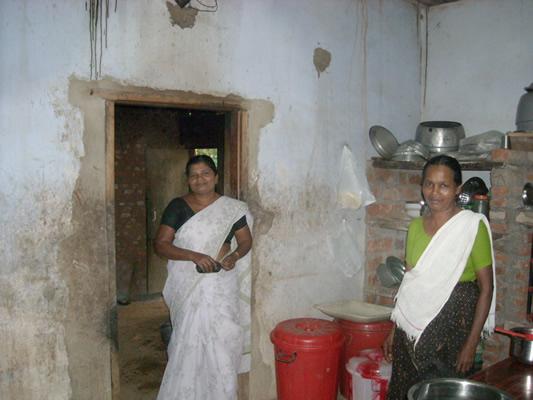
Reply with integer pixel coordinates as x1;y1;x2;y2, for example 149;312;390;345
313;47;331;77
67;78;279;399
166;1;198;29
0;78;85;399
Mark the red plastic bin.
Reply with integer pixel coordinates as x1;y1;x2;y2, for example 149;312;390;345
336;319;393;399
271;318;344;400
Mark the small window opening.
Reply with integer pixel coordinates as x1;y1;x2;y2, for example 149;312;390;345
194;148;218;167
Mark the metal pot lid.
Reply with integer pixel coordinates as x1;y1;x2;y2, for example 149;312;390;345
369;125;400;159
377;263;401;288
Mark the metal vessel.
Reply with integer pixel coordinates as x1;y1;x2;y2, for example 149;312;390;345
415;121;465;153
408;378;513;400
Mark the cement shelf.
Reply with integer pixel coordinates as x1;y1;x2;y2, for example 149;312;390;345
371;157;503;171
367;216;410;232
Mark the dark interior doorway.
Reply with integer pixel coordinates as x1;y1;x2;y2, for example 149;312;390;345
113;103;240;399
114;105;228;301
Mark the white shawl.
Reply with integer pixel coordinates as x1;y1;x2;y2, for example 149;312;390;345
391;210;496;344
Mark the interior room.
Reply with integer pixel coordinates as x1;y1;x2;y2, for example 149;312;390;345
1;0;532;399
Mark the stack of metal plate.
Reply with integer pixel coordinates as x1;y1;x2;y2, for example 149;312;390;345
391;140;430;162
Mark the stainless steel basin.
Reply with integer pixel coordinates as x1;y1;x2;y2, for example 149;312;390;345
408;378;513;400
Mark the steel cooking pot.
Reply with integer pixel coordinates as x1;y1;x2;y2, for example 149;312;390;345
495;326;533;365
516;83;533;131
408;378;513;400
415;121;466;154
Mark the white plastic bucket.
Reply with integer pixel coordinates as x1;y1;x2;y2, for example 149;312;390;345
346;350;391;400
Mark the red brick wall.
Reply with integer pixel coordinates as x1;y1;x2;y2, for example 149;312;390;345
365;165;421;306
114;106;183;297
115;135;148;297
484;149;533;364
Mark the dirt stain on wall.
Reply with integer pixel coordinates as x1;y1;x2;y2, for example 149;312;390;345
313;47;332;78
166;1;198;29
65;77;275;398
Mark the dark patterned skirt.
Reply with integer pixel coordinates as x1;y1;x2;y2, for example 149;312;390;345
386;281;479;400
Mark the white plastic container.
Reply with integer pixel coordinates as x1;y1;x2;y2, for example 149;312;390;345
404;201;422;218
346;351;392;400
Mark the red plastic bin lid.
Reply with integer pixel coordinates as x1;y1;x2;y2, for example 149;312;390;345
270;318;344;349
336;318;393;331
356;360;391;380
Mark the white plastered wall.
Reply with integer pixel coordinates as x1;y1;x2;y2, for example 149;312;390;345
423;0;533;135
0;1;422;399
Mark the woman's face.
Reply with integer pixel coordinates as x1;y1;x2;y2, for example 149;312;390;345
187;162;218;195
422;165;461;213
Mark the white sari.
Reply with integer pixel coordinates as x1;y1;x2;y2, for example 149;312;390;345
157;196;252;400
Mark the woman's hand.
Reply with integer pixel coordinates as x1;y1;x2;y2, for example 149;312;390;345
456;266;493;373
220;252;239;271
456;340;476;373
219;225;253;271
193;252;219;272
383;327;395;362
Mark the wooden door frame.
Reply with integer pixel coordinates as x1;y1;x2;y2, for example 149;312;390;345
102;90;248;398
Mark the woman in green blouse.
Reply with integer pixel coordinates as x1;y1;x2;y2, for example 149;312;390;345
384;155;495;400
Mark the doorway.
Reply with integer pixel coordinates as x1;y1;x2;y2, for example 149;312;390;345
110;101;246;399
114;105;230;300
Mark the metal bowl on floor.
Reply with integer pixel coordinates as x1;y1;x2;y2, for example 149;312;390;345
408;378;513;400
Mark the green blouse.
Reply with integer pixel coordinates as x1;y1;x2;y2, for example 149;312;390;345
405;217;493;282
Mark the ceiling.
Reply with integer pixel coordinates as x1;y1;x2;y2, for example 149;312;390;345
417;0;459;6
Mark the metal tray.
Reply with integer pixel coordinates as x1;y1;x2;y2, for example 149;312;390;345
314;299;392;323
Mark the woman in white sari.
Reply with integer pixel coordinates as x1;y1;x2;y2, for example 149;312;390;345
154;155;253;400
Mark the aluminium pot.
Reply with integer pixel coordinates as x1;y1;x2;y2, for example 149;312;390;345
508;327;533;365
516;83;533;132
408;378;513;400
495;326;533;364
415;121;466;154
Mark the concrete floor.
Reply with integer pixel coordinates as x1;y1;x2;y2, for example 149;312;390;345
118;299;350;400
117;297;249;400
118;297;169;400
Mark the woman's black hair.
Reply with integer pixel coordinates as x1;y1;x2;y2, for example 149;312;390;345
422;154;462;185
185;154;218;176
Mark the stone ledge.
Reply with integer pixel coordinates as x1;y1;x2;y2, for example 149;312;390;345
367;217;410;232
516;209;533;227
371;157;502;170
